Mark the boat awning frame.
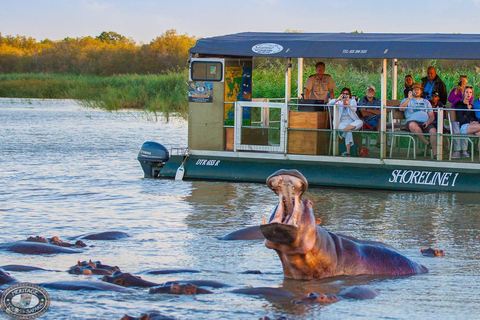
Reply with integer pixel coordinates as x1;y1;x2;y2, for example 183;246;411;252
189;32;480;60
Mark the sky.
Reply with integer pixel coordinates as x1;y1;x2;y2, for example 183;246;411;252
1;0;480;43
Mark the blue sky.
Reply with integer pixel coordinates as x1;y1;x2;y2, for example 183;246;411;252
1;0;479;43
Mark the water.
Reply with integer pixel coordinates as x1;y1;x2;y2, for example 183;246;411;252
1;99;480;320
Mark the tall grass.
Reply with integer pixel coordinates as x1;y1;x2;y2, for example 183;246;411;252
253;58;480;100
2;59;480;119
0;72;189;118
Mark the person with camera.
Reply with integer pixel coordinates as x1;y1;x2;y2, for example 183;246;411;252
329;87;363;156
448;76;472;158
304;61;337;102
399;82;438;159
421;66;447;104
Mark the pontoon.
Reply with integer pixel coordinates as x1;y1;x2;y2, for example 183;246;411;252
138;32;480;192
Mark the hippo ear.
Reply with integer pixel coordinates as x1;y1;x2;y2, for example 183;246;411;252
434;250;440;256
315;218;322;226
420;248;425;253
139;314;150;320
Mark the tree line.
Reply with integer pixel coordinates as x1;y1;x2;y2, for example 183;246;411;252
0;30;196;75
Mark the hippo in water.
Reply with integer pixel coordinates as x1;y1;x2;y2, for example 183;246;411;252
69;260;120;275
0;269;17;285
149;282;213;295
292;286;379;304
421;247;446;257
260;169;428;280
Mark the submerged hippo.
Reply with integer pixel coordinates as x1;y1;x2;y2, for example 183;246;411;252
260;169;428;280
103;271;158;287
4;241;82;254
149;282;213;295
230;287;294;298
1;265;49;272
292;286;379;304
76;231;130;240
421;247;446;257
0;269;17;285
39;280;135;293
121;312;175;320
69;260;120;275
49;236;86;248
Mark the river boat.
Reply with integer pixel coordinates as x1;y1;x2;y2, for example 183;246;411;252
138;32;480;192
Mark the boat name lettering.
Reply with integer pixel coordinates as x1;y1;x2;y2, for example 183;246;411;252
195;159;220;166
251;43;283;55
389;170;459;187
342;49;368;54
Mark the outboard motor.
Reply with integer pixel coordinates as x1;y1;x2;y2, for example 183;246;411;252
137;142;169;178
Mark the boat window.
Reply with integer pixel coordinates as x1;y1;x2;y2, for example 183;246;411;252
191;61;223;81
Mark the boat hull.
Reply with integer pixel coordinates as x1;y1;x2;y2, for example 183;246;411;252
158;153;476;193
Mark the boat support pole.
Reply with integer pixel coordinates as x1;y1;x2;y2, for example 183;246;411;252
380;59;387;159
392;59;398;100
297;58;303;98
284;58;292;155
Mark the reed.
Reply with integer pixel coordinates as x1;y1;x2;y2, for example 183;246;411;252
0;72;189;118
1;60;479;119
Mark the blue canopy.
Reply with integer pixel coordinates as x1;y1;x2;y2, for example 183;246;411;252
189;32;480;59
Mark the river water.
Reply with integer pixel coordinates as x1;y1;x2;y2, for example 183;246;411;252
0;98;479;320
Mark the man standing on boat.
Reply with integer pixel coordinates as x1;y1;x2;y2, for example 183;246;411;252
304;62;337;101
358;84;381;131
421;66;447;104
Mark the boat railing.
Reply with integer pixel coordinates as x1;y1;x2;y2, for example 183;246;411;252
170;147;188;156
230;100;479;162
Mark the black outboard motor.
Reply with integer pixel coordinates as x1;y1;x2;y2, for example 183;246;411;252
137;142;169;178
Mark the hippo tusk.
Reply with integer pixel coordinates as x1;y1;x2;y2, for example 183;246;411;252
262;215;267;225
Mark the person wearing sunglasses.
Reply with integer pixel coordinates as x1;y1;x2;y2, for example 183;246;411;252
329;87;363;156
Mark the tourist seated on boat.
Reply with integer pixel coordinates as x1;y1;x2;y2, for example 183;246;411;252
328;87;363;157
455;85;480;141
358;84;381;131
430;91;446;129
421;66;447;104
449;76;473;158
404;75;414;98
399;82;438;159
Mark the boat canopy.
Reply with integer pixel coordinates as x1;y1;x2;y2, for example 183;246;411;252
189;32;480;59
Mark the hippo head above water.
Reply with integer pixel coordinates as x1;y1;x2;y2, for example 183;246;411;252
260;169;315;249
260;169;428;280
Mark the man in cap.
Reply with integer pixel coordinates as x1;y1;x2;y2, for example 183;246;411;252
358;84;381;131
400;82;438;159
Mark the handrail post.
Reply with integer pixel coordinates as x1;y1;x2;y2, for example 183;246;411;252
380;59;388;159
437;107;443;161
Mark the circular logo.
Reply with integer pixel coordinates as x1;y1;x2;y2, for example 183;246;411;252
1;283;50;319
251;43;283;55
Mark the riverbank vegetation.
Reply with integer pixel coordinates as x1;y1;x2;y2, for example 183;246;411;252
1;30;480;118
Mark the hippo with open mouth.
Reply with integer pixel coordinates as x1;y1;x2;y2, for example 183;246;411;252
260;169;428;280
